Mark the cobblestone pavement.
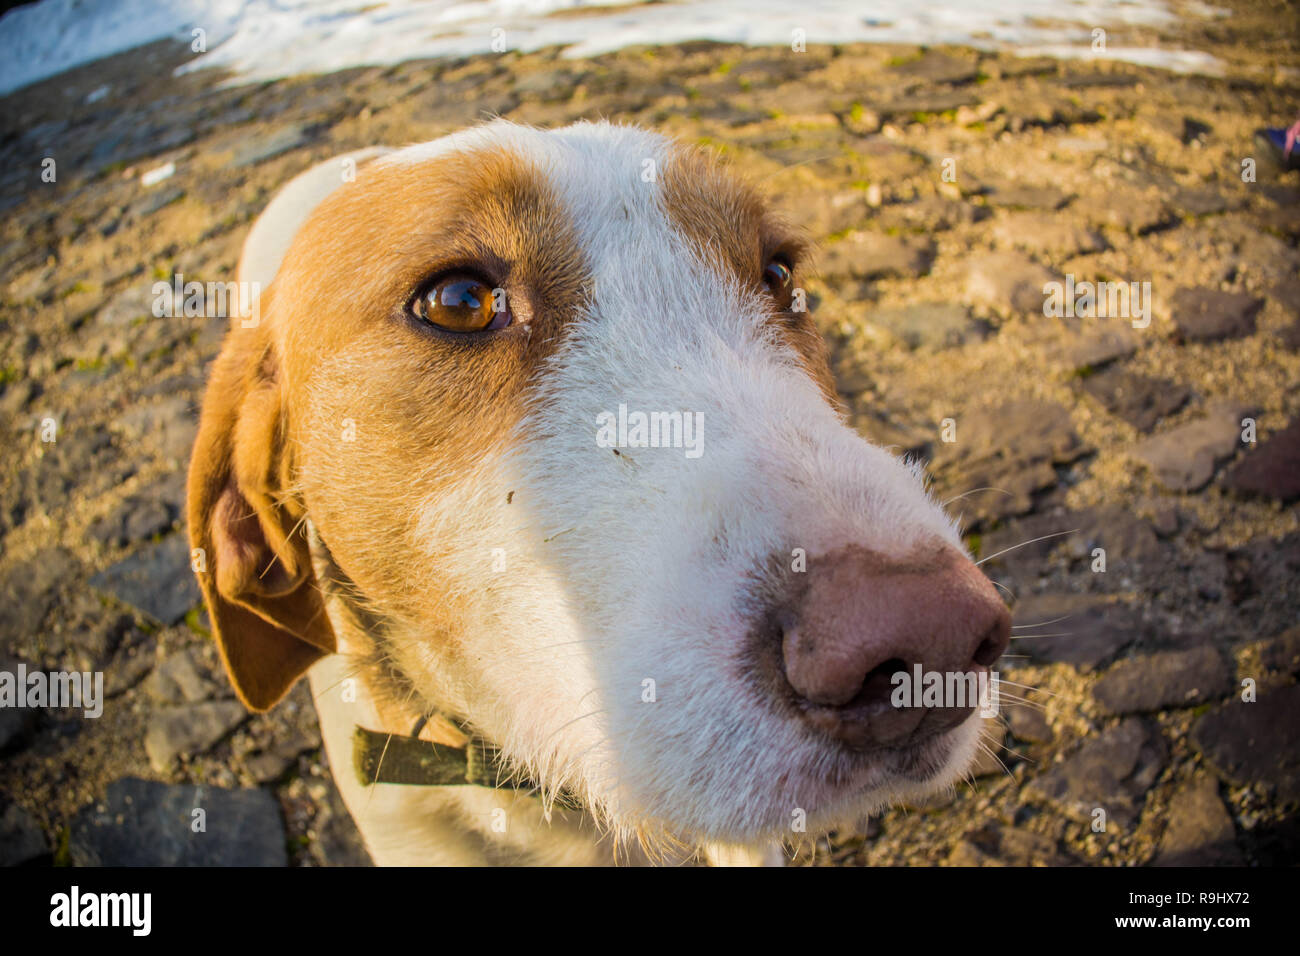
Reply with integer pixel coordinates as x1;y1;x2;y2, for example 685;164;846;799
1;0;1297;865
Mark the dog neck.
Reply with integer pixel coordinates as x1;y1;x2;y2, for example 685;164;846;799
307;522;487;746
305;521;771;866
307;522;585;800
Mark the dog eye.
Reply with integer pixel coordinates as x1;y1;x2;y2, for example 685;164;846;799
412;273;510;333
762;258;794;306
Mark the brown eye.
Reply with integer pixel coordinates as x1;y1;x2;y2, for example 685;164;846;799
762;259;794;306
412;273;509;333
763;260;793;292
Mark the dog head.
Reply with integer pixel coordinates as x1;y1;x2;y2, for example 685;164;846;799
188;120;1009;847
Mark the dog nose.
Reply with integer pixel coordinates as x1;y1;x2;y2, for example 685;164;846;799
779;543;1010;750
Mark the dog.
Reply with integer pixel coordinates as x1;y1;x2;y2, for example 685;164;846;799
187;120;1010;866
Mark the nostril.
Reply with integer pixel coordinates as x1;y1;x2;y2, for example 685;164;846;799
869;658;908;681
853;657;908;706
971;601;1011;666
972;633;1002;667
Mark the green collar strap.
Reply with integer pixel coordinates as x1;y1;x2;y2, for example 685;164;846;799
351;723;582;811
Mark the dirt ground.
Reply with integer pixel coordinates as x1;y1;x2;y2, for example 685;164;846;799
0;0;1297;866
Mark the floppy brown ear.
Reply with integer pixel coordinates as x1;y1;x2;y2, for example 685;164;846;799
187;296;334;711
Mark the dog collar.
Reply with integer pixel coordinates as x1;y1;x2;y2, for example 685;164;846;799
351;719;583;811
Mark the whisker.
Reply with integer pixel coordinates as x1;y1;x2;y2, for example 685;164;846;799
990;579;1016;600
975;739;1014;779
538;710;606;754
756;150;844;185
993;693;1048;713
364;732;396;811
975;529;1078;566
998;680;1085;704
1013;614;1078;630
310;661;370;701
943;486;1015;507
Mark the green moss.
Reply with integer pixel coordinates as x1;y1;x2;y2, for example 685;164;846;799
185;605;211;639
53;827;71;866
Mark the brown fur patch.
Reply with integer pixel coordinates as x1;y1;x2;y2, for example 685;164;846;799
659;144;840;406
271;145;589;624
194;144;589;709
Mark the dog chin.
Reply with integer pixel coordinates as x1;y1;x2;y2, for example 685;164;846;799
789;713;986;837
592;711;987;849
702;720;973;850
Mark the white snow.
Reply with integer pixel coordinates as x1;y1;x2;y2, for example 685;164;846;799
0;0;1227;97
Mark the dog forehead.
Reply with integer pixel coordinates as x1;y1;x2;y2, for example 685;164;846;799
378;121;764;274
380;120;669;217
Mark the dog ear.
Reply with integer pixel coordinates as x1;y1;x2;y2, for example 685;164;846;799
187;296;334;711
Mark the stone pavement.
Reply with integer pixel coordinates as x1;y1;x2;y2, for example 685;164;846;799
1;1;1297;865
